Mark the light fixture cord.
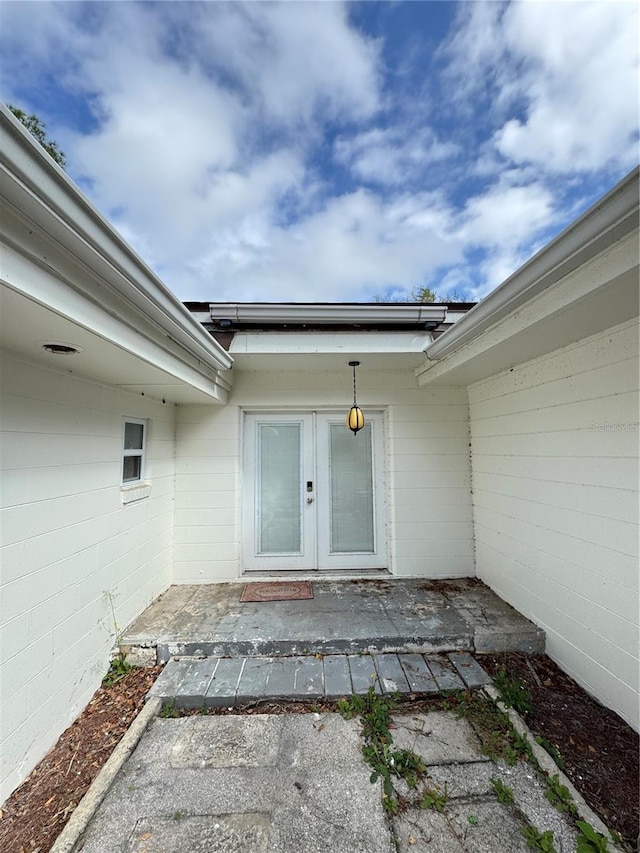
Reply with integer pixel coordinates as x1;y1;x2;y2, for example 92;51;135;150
352;363;357;405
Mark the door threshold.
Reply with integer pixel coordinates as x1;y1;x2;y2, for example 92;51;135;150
240;569;391;582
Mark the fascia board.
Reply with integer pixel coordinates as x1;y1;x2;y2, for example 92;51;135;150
425;167;640;361
0;105;232;373
208;302;447;325
229;330;433;354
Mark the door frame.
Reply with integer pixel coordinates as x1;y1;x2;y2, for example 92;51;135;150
241;408;388;572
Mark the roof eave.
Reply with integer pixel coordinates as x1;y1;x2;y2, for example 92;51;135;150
424;167;640;361
0;103;233;374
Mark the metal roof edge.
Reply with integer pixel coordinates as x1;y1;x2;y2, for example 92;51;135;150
207;302;449;325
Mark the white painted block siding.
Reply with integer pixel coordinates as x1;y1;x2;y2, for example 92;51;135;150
468;319;639;730
174;370;474;582
0;356;175;801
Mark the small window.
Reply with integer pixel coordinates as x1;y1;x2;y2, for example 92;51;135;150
122;418;146;483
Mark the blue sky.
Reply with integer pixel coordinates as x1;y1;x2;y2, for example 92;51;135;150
1;1;638;303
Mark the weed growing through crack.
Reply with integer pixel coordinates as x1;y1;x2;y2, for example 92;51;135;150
490;777;515;804
160;701;178;718
544;774;578;816
575;821;610;852
446;692;532;765
535;736;566;771
102;651;132;687
493;666;534;716
338;688;426;814
520;824;558;852
420;785;448;812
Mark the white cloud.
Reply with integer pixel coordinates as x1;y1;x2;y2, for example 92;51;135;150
444;0;639;174
1;1;636;305
335;126;459;186
193;2;381;125
176;188;467;301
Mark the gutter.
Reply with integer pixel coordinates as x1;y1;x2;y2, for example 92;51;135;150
425;167;640;361
0;103;233;373
208;302;448;326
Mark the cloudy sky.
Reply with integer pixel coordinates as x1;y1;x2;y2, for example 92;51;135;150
1;1;638;303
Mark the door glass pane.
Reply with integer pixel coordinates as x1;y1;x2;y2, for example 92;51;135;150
329;423;374;553
258;423;302;554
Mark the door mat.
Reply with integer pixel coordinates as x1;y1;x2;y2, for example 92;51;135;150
240;581;314;603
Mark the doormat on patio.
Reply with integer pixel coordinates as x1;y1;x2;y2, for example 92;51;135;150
240;581;314;603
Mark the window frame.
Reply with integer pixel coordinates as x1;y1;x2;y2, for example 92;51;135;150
121;417;147;485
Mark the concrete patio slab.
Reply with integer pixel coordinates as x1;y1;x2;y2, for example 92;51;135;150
122;579;544;662
76;714;395;853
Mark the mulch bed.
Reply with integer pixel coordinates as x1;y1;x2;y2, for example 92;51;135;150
1;654;637;852
0;666;162;853
481;652;639;850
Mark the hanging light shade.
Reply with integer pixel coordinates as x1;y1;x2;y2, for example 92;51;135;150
346;361;365;435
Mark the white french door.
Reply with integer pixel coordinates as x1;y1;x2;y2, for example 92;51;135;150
243;412;387;571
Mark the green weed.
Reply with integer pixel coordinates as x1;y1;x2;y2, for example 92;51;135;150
160;701;178;718
490;777;515;804
102;651;132;687
493;667;534;716
451;692;531;765
576;821;610;853
520;825;558;852
535;736;566;771
544;774;577;816
338;687;426;814
420;785;448;812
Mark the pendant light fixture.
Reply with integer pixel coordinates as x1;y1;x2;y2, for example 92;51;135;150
346;360;365;435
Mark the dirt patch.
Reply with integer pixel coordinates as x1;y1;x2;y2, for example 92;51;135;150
481;652;639;850
418;577;483;594
0;666;161;853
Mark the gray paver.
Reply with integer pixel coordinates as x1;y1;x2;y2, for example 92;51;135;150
323;654;352;697
146;658;189;701
264;658;297;698
237;657;272;702
398;653;438;692
292;656;323;697
205;657;245;706
448;652;492;688
175;658;219;708
348;654;381;694
376;653;411;694
426;655;465;691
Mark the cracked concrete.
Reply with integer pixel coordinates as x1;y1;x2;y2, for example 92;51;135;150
122;579;544;662
74;709;581;853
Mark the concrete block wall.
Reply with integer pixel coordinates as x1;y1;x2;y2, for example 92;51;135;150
0;356;175;802
468;318;639;730
174;369;474;581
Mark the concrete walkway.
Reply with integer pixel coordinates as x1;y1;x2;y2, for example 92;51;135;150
74;709;579;853
123;579;544;663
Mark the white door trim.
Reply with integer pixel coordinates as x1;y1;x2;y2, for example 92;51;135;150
242;409;387;572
